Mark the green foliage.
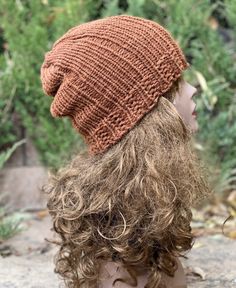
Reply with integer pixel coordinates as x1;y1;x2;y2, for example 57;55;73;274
0;207;30;241
101;0;122;17
0;0;235;193
0;139;26;169
0;0;89;169
225;0;236;30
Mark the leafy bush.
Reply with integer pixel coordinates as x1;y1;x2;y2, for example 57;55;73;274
0;0;235;193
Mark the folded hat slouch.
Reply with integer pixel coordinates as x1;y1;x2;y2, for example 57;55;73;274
40;14;189;155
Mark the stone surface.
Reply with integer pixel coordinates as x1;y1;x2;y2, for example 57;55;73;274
0;134;48;211
2;214;53;255
0;215;64;288
0;253;61;288
0;215;236;288
0;166;48;211
183;235;236;288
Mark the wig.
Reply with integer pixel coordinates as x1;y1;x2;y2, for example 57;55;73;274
43;75;211;288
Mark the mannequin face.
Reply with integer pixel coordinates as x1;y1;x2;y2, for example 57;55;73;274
173;79;198;133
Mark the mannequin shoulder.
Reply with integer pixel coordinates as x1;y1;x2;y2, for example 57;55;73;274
98;260;148;288
98;258;187;288
163;258;187;288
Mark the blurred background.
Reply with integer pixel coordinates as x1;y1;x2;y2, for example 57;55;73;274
0;0;235;287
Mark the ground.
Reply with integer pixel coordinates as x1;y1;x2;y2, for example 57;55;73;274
0;211;235;288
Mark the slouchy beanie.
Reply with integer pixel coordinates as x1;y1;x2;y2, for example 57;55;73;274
40;14;189;155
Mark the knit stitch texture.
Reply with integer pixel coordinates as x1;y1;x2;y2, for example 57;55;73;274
40;14;189;155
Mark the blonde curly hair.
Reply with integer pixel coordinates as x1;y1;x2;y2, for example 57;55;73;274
43;75;210;287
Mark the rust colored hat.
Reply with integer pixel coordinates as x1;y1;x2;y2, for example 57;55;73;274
40;14;189;155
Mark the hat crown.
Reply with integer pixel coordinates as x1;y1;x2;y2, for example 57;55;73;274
40;15;189;155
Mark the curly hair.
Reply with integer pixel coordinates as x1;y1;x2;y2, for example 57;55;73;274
42;75;211;288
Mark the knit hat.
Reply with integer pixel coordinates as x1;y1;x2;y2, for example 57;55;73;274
40;14;189;155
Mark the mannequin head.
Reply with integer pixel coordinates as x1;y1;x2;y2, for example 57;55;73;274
43;76;210;288
41;14;210;288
